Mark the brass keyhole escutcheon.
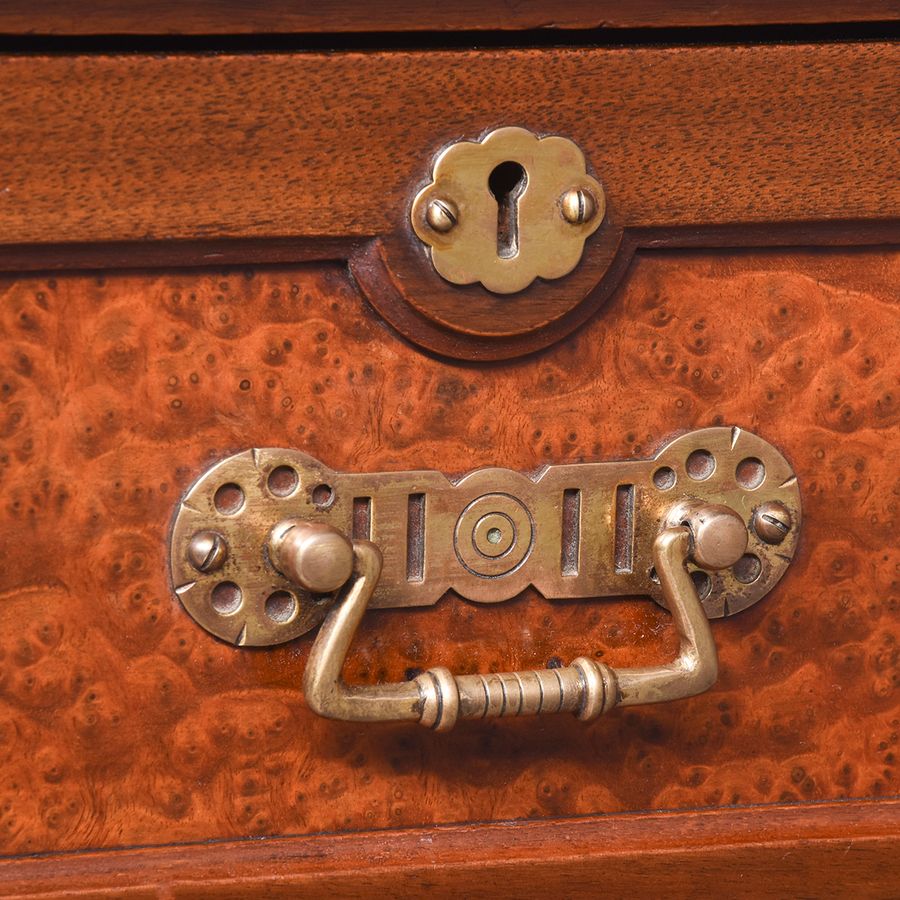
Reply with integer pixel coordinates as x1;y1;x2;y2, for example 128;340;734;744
410;127;606;295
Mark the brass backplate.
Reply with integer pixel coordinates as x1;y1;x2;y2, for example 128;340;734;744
170;428;801;647
410;127;606;294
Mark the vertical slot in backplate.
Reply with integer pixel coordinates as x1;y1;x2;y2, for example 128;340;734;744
406;493;425;582
352;497;371;541
614;484;635;574
561;488;581;576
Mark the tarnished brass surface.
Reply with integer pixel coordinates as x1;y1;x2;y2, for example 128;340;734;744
302;520;722;730
410;127;606;294
665;501;749;570
269;520;354;594
169;427;801;646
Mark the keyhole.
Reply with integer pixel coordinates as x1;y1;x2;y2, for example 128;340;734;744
488;160;527;259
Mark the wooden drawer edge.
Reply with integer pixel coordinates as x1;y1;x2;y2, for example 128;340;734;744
0;1;899;35
1;797;898;897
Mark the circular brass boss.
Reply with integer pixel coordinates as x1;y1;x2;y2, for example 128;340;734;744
454;493;534;577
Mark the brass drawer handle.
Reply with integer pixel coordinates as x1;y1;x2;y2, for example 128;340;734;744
297;504;743;731
171;427;800;647
169;426;801;729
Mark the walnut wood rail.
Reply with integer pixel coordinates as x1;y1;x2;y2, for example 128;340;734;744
2;45;893;246
0;1;897;34
0;798;897;898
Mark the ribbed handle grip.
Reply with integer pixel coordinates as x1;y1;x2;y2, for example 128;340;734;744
298;507;744;731
414;658;617;731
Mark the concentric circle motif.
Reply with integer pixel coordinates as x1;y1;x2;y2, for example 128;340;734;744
454;493;534;578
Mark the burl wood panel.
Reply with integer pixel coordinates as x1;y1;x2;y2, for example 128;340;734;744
0;248;897;855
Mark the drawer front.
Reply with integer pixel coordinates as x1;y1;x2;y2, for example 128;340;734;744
1;248;897;846
0;36;898;894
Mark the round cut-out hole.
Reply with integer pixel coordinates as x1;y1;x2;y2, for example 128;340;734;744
653;466;676;490
686;449;716;481
736;457;766;490
733;553;762;584
214;483;245;515
312;483;334;508
265;590;298;624
267;465;299;497
690;570;712;599
486;527;503;544
211;581;242;615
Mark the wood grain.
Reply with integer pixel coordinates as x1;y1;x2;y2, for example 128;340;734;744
0;248;896;858
0;1;897;35
1;799;899;898
2;43;896;356
3;44;896;246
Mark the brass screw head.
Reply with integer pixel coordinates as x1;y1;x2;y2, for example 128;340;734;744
425;198;458;233
560;188;597;225
188;531;228;573
753;501;793;544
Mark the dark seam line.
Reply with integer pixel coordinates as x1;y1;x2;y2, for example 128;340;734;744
0;22;897;55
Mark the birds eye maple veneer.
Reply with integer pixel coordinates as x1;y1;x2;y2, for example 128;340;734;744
0;4;898;897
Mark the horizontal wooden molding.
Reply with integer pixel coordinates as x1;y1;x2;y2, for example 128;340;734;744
0;1;898;35
1;44;897;245
1;799;898;896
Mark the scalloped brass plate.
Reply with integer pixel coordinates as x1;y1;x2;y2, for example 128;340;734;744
410;127;606;294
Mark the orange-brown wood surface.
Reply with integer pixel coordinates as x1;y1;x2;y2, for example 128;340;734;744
2;45;895;244
0;1;897;34
1;799;899;898
1;43;897;360
0;247;897;857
